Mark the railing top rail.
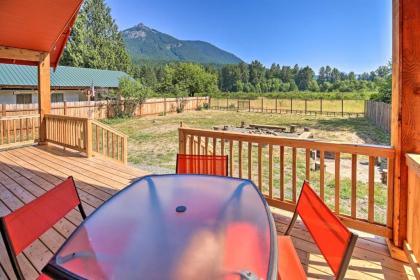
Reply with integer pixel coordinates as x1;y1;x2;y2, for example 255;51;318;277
179;127;395;158
45;114;89;122
0;114;40;120
91;120;128;138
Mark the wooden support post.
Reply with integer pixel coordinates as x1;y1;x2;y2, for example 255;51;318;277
1;104;6;116
237;99;239;112
341;98;344;117
38;53;51;143
249;98;251;112
391;0;420;251
305;99;307;114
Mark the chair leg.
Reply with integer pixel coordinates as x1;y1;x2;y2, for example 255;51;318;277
284;211;298;236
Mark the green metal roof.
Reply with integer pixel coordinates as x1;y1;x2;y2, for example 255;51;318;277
0;64;129;88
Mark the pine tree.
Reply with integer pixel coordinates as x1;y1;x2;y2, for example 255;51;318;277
61;0;131;72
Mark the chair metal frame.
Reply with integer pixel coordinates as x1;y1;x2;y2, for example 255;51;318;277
284;180;358;280
0;176;86;280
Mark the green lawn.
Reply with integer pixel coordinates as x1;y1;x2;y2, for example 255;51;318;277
103;110;390;224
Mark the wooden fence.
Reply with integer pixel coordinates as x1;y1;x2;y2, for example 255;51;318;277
210;97;366;117
179;126;395;237
364;101;391;132
0;96;209;119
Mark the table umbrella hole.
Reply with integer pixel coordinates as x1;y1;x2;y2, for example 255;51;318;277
176;206;187;213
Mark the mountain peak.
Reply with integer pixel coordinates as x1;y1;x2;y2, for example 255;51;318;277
122;24;243;65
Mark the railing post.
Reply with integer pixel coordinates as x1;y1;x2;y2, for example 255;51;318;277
179;123;186;154
85;118;92;158
2;104;6;116
123;136;128;165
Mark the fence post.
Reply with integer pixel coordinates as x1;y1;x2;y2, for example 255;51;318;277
320;98;323;115
237;99;240;112
2;104;6;116
63;101;67;116
290;98;293;113
261;97;264;113
275;98;278;113
226;97;229;110
164;97;167;116
341;98;344;117
249;98;251;112
305;99;307;114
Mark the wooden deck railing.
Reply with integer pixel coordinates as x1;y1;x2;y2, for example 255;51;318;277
179;126;395;237
45;115;128;164
0;114;39;148
45;114;90;154
405;154;420;277
91;120;128;164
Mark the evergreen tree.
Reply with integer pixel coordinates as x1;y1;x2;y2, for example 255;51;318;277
61;0;131;72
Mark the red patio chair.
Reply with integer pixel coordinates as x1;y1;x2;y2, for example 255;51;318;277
0;176;86;280
176;154;228;176
278;181;358;280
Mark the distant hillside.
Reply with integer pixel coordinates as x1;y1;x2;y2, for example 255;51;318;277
122;23;243;65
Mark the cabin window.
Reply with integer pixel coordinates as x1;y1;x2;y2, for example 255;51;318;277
16;94;32;104
52;93;64;103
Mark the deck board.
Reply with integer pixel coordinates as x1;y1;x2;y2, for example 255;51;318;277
0;145;414;279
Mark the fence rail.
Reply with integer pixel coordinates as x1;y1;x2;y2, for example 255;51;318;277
179;126;395;237
0;114;39;149
210;97;365;117
0;96;209;119
365;101;391;132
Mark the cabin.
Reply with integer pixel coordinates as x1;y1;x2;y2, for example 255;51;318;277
0;0;419;279
0;64;129;104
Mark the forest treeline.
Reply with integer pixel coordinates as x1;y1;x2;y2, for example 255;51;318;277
61;0;391;103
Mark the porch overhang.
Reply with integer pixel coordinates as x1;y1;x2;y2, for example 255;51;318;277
0;0;83;68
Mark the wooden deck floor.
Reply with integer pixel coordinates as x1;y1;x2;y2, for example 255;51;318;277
0;145;415;279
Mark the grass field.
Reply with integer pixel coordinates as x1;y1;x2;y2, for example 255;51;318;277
104;110;390;223
211;97;365;113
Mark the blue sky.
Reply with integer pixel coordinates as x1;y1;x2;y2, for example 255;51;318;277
106;0;392;73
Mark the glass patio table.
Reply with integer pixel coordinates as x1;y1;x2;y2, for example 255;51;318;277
43;174;277;280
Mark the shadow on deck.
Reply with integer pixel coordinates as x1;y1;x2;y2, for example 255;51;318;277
0;145;414;279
